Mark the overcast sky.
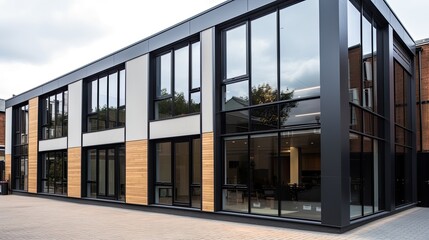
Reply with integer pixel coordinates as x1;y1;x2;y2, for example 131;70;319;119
0;0;427;100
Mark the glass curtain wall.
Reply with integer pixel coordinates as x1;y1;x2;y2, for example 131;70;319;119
394;60;413;206
348;0;384;219
86;67;126;132
84;145;125;201
154;137;201;209
221;0;321;221
40;151;67;195
154;40;201;120
12;104;29;191
41;89;68;139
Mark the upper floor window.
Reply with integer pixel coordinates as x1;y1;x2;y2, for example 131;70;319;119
41;89;68;140
86;66;126;132
153;40;201;120
222;0;320;111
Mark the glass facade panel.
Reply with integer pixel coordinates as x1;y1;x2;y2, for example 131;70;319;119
192;42;201;89
251;12;277;105
157;53;172;97
226;24;247;79
348;0;362;105
156;142;172;183
12;104;29;191
174;46;189;116
190;92;200;113
41;89;68;139
224;81;249;111
86;67;126;132
280;0;320;99
251;105;278;131
249;134;278;216
280;99;321;127
224;110;249;134
224;137;248;185
154;138;201;208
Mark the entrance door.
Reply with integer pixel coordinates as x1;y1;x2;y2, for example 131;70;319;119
418;153;429;207
174;142;190;205
98;149;116;199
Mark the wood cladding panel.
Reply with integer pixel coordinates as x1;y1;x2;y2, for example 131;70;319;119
5;154;11;182
28;98;38;193
68;147;82;198
202;132;214;212
126;140;148;205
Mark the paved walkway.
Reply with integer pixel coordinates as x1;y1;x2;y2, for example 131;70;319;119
0;195;428;239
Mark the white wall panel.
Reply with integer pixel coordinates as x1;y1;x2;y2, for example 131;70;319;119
201;28;214;133
83;128;125;147
39;137;67;152
68;80;82;148
150;115;200;139
5;107;12;154
125;54;149;141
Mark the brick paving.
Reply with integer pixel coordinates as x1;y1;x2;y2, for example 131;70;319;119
0;195;428;239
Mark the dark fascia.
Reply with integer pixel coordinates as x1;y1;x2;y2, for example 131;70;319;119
6;0;413;108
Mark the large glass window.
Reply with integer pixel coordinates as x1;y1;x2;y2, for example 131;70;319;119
394;61;412;207
86;66;126;132
40;151;67;195
348;0;385;219
222;0;320;112
84;145;125;201
154;40;201;120
41;89;68;140
220;0;321;221
12;104;29;191
154;137;201;208
223;130;321;221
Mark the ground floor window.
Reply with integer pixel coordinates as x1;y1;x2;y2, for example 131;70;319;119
40;151;67;195
222;129;321;221
13;155;28;191
84;144;125;201
154;136;201;208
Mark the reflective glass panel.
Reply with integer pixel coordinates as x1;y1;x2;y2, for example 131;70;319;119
156;142;171;183
280;98;321;127
224;137;248;185
192;42;201;89
224;81;249;111
174;46;189;116
280;0;320;99
226;24;247;79
157;53;172;97
251;12;277;104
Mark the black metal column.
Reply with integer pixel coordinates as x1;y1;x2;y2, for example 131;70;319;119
320;0;350;227
383;26;395;211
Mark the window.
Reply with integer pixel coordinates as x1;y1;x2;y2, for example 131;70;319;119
12;103;29;191
220;0;321;221
84;145;125;201
41;89;68;139
153;40;201;120
348;0;385;219
86;66;126;132
40;151;67;195
154;137;201;208
223;130;321;221
222;0;320;112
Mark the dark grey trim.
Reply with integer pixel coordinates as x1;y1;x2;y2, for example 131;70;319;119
319;0;350;227
383;25;395;211
6;0;413;108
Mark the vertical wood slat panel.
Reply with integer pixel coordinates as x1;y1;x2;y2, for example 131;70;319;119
202;132;214;212
68;147;82;198
126;140;148;205
5;154;11;182
28;98;38;193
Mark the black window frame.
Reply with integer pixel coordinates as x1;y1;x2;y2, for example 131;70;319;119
82;144;126;202
39;150;68;195
11;103;29;191
40;87;69;140
84;65;126;132
152;37;201;120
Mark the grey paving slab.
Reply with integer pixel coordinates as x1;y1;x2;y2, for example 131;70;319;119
0;195;428;240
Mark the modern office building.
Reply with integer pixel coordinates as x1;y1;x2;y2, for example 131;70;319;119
4;0;418;232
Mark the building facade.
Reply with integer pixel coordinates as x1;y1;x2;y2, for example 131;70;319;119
4;0;417;231
0;99;5;181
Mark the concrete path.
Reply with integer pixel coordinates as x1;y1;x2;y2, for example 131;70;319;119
0;195;428;239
